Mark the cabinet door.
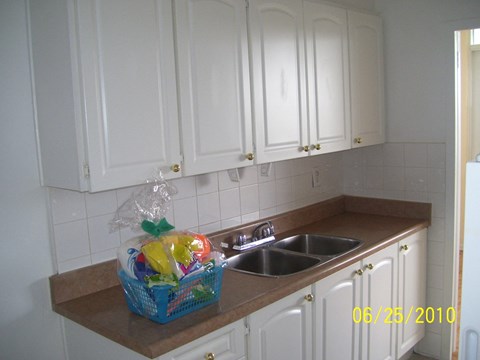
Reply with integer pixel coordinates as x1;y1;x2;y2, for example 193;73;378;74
304;2;351;154
157;319;246;360
361;244;397;360
314;263;361;360
175;0;253;175
348;11;385;148
76;0;182;191
248;286;313;360
397;229;427;358
249;0;309;163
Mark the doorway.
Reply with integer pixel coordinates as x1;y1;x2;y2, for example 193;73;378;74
454;28;480;360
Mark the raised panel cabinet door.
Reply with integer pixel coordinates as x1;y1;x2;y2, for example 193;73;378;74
76;0;182;191
348;11;385;148
175;0;253;175
249;0;309;163
156;319;246;360
304;2;351;154
314;263;361;360
397;229;427;358
247;286;313;360
361;244;398;360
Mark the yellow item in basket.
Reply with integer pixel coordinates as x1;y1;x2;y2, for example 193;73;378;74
142;241;172;275
160;234;196;266
171;243;192;266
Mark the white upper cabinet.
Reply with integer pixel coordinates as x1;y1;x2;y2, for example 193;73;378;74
348;10;385;148
249;0;309;163
174;0;254;175
304;2;351;154
29;0;182;192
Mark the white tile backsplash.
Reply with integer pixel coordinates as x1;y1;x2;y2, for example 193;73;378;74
405;143;427;168
50;188;86;224
383;166;405;191
54;219;90;263
173;196;198;230
258;181;276;210
85;190;117;217
219;187;241;220
383;143;405;167
239;166;258;186
405;167;427;192
87;213;120;253
240;184;259;214
49;157;341;272
195;173;218;195
197;192;221;225
427;143;446;169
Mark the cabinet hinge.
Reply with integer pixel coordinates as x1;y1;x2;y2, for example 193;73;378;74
244;323;250;336
83;163;90;178
245;0;249;9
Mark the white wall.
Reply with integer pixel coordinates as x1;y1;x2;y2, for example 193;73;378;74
0;1;66;359
374;1;480;359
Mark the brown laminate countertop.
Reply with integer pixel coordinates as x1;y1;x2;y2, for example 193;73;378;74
51;196;430;359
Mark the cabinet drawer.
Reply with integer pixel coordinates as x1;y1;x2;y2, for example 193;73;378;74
157;319;245;360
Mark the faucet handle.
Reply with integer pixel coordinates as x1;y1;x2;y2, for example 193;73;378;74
262;227;270;238
236;233;247;246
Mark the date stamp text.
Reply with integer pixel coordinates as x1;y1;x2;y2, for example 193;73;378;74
352;306;456;324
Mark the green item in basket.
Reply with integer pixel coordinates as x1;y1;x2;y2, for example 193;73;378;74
144;272;179;288
191;284;215;302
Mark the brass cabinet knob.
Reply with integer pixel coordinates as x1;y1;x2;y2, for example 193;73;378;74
366;263;374;270
246;153;255;161
303;145;310;152
304;294;314;302
171;164;181;173
354;137;363;144
400;244;409;251
205;353;215;360
314;143;321;150
355;269;364;276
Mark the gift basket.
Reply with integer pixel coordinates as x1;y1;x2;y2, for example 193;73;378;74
112;173;226;324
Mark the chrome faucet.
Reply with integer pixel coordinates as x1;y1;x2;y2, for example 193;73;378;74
252;221;275;241
232;221;276;251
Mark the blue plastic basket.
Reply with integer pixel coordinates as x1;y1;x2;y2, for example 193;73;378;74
118;266;224;323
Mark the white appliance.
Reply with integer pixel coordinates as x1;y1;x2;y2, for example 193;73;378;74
459;155;480;360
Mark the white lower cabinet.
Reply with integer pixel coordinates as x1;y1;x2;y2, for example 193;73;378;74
360;243;398;360
313;262;361;360
247;286;313;360
313;243;397;360
396;229;427;358
157;319;246;360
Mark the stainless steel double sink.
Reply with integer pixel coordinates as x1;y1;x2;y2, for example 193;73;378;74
227;234;363;277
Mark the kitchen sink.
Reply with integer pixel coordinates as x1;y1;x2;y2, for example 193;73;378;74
271;234;362;256
227;248;323;277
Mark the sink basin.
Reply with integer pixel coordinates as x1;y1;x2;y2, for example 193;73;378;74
272;234;362;256
227;248;322;277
